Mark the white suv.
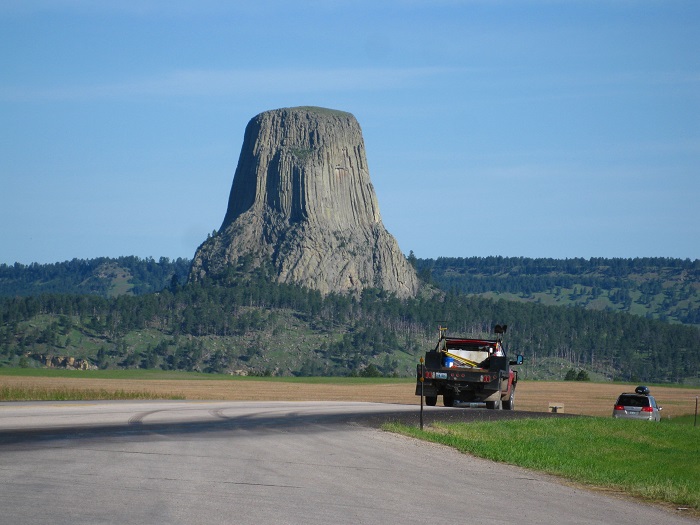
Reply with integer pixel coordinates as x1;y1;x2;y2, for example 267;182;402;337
612;386;662;422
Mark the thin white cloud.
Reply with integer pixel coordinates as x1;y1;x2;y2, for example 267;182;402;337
0;0;242;16
0;0;503;17
0;66;459;101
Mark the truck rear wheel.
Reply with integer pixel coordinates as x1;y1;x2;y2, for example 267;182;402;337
443;394;455;407
503;387;516;410
425;396;437;406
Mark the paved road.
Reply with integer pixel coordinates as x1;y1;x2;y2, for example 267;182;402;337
0;401;695;525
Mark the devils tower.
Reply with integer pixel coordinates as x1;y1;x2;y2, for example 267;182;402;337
189;106;420;298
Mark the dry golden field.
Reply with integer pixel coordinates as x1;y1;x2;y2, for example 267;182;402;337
1;375;698;419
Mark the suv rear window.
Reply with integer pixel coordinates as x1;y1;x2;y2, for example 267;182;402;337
617;395;650;407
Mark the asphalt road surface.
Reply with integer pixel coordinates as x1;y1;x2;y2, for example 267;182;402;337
0;401;695;525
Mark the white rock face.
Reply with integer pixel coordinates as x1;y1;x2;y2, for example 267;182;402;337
189;106;419;298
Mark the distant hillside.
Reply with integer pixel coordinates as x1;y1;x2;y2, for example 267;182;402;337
2;255;699;384
413;256;700;326
0;257;190;297
1;264;699;384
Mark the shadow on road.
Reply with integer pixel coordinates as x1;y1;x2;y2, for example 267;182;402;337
0;406;570;448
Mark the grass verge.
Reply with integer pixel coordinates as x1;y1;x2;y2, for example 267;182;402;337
0;385;184;401
0;367;413;384
385;417;699;511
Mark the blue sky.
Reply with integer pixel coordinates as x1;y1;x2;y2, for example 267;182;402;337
1;1;698;265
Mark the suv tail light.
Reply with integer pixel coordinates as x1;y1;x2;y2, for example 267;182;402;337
641;406;654;413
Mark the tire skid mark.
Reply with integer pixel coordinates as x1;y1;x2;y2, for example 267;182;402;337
128;410;163;426
209;409;229;419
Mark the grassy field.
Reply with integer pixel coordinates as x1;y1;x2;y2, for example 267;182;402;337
0;367;410;383
386;417;699;513
0;368;418;403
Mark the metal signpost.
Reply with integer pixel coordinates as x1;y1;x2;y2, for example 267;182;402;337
419;357;424;430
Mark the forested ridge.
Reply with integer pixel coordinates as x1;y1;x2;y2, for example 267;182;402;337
3;255;699;327
1;259;698;384
0;257;190;297
413;255;700;326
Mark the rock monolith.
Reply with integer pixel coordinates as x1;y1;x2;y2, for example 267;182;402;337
189;106;419;298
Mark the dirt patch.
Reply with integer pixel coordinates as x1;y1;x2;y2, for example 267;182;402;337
1;376;698;419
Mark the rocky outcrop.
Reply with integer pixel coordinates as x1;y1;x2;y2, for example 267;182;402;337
189;106;419;298
30;353;96;370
